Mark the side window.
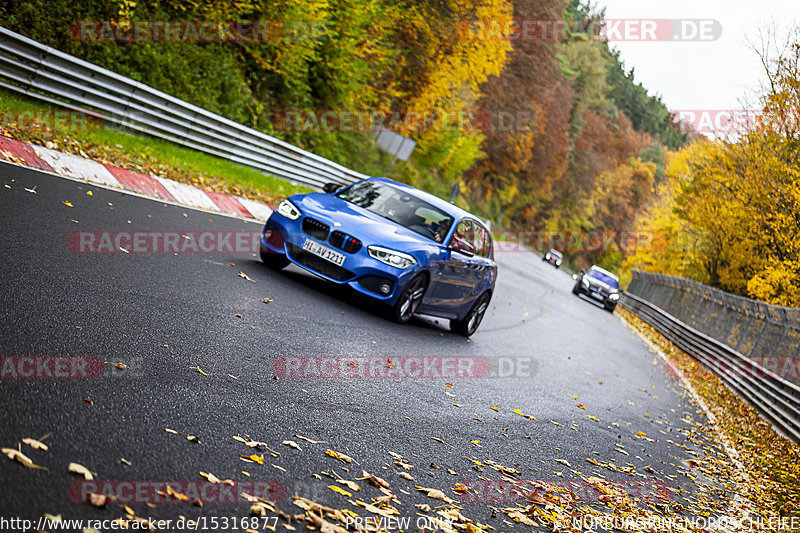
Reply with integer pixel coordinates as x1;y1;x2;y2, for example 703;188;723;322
451;219;476;255
477;225;492;258
471;221;486;257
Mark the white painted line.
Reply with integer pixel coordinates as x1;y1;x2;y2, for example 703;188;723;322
31;145;121;188
153;176;220;212
237;197;273;221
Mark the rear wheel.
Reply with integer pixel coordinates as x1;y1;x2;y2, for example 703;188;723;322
451;292;491;337
392;274;428;323
604;303;617;313
572;283;581;295
260;248;289;270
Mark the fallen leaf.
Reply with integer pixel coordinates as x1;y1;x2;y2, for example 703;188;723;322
241;454;264;465
2;448;44;469
69;462;93;480
325;449;353;463
328;485;351;497
187;435;200;443
282;440;302;451
192;366;208;376
164;428;180;435
22;438;48;451
338;479;360;491
200;472;234;485
294;434;325;444
238;271;255;282
415;486;456;504
89;492;110;507
63;201;73;207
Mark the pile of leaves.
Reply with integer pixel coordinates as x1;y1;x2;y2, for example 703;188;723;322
620;308;800;517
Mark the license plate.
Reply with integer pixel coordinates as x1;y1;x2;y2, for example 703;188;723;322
302;238;346;266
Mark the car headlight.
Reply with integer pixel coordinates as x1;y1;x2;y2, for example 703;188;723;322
275;199;301;220
582;277;590;288
545;253;551;260
368;246;417;269
609;293;620;301
556;260;562;266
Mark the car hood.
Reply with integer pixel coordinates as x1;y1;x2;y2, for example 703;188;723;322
290;193;441;251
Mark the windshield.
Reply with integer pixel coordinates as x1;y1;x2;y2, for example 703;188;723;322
587;268;619;288
337;181;454;242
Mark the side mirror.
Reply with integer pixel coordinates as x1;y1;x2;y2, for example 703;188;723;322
322;182;340;194
449;238;475;257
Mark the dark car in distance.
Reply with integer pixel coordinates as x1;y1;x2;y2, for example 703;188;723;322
572;265;620;312
542;249;563;268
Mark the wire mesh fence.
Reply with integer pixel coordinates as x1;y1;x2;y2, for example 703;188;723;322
627;271;800;381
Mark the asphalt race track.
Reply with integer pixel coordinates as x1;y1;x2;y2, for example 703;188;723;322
0;161;724;530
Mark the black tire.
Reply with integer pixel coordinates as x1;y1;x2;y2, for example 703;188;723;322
572;283;581;295
451;292;491;338
392;274;428;323
605;303;617;313
260;248;290;270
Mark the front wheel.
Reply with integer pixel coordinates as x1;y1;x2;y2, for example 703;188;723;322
392;274;428;323
604;303;617;313
451;292;491;338
572;283;581;295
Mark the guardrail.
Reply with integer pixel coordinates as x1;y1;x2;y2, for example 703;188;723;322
620;290;800;443
627;271;800;361
0;26;367;190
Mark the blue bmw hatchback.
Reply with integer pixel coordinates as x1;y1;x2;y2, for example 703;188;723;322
259;177;497;336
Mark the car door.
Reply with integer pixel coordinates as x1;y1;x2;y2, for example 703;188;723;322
424;218;477;311
468;222;496;296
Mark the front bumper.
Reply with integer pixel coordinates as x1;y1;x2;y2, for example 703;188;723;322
260;214;420;305
583;285;618;304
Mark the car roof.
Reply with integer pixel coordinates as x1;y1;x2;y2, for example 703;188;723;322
549;249;562;255
361;177;485;227
589;265;619;280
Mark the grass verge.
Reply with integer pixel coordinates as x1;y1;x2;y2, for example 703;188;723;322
0;88;311;206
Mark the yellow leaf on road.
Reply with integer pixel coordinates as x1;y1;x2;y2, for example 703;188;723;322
68;462;93;480
328;485;351;497
325;449;353;463
22;438;48;451
2;448;44;469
